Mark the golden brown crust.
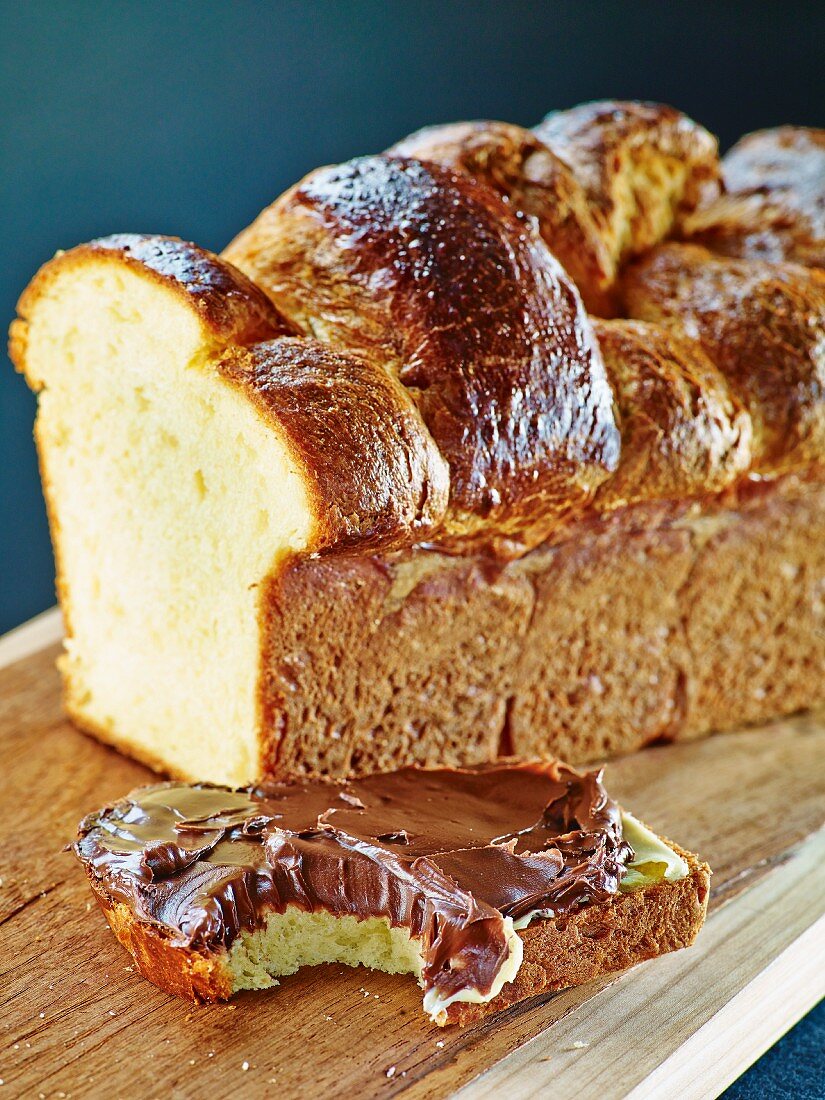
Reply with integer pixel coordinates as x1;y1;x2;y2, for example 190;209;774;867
448;845;709;1025
94;895;233;1001
224;154;621;556
10;235;288;383
534;101;720;274
218;337;449;552
622;242;825;471
685;127;825;268
85;839;708;1024
388;120;616;314
592;318;752;508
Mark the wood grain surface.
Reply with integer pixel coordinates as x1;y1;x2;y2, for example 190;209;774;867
1;625;824;1099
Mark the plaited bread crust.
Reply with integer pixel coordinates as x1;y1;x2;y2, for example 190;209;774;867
534;101;720;278
224;154;621;556
217;339;449;552
388;120;616;315
623;242;825;471
684;127;825;268
11;99;825;788
592;318;752;508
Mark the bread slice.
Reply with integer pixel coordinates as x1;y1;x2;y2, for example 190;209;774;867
451;840;707;1025
74;766;710;1026
91;839;708;1026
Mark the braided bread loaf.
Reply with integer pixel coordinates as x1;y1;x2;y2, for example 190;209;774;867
11;101;825;784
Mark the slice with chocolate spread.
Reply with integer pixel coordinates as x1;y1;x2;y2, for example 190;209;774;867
74;762;709;1025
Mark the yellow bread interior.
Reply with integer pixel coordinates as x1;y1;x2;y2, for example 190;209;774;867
613;158;689;263
226;907;523;1025
21;260;314;784
228;909;425;990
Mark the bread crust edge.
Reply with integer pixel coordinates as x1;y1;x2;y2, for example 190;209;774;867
83;841;709;1026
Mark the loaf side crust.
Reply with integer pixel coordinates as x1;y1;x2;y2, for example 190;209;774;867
260;475;825;778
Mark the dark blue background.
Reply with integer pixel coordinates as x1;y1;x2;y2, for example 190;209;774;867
1;5;823;1091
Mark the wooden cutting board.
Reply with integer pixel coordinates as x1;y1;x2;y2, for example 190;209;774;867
1;610;824;1100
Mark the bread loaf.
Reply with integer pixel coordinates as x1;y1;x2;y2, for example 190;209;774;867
11;101;825;785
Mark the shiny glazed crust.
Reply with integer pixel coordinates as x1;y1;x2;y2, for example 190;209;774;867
592;318;752;507
84;839;709;1027
534;101;720;278
684;127;825;267
217;338;449;551
10;233;288;375
623;242;825;470
388;120;616;315
224;154;621;556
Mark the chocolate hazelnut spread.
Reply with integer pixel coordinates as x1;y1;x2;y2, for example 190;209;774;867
75;762;634;1013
